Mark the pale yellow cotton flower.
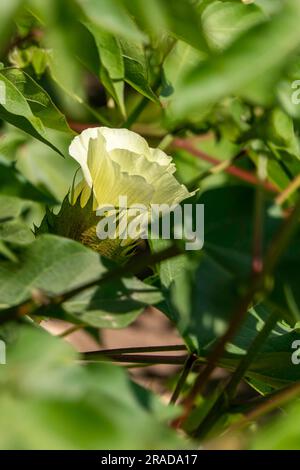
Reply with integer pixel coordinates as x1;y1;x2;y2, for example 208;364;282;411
69;127;193;210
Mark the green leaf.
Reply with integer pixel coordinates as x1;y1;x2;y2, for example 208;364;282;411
202;1;264;51
0;326;182;449
0;125;28;163
64;277;163;328
0;68;74;156
154;186;253;352
0;195;34;245
267;108;300;159
14;135;79;202
0;162;54;205
29;0;94;119
218;303;300;390
84;23;125;116
154;184;300;353
156;183;300;393
162;40;206;121
0;234;162;328
0;195;35;222
170;0;300;120
123;0;209;52
0;195;36;260
0;219;35;246
77;0;144;42
121;39;159;103
0;235;105;308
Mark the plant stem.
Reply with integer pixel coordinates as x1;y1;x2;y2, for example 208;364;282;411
178;289;256;425
275;173;300;206
123;95;151;129
169;353;197;405
186;149;246;191
173;139;279;194
225;311;278;402
84;344;187;356
58;323;85;338
227;381;300;436
0;301;34;326
252;155;266;275
158;134;173;151
82;353;189;366
193;307;279;439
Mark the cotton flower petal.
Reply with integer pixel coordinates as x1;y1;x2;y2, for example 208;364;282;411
69;127;99;187
87;131;154;208
99;127;151;157
149;147;175;172
109;148;194;206
69;127;194;213
151;172;193;206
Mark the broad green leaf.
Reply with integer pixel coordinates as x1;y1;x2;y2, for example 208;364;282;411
76;0;144;42
155;186;253;352
162;41;206;121
14;135;79;202
218;303;300;390
163;41;206;94
0;195;37;260
202;1;265;51
0;326;182;449
267;108;300;159
0;195;35;221
150;239;189;290
0;126;28;163
170;0;300;120
0;235;105;308
121;39;159;103
0;234;162;328
278;79;300;120
0;161;55;205
0;220;34;246
0;68;74;156
84;23;125;115
154;185;300;353
64;277;163;328
122;0;209;52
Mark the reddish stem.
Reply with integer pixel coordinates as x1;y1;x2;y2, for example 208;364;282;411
68;121;99;133
173;139;279;194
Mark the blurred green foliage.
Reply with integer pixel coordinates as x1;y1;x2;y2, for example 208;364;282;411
1;0;300;450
